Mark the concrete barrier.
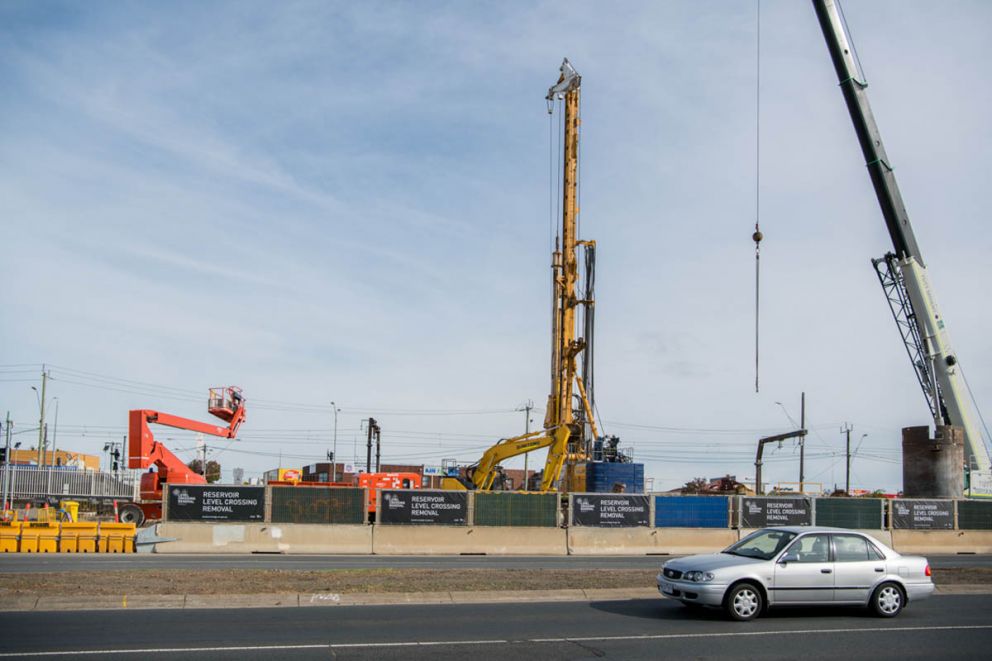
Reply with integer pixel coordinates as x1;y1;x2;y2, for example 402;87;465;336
152;522;944;555
156;523;372;554
569;528;739;555
372;525;567;555
891;530;992;555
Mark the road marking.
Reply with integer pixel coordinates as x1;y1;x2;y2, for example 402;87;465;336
530;624;992;643
0;640;510;657
1;625;989;657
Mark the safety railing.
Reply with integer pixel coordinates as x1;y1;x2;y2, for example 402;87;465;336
0;465;140;502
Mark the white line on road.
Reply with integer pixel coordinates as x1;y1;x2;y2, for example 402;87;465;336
2;625;990;657
531;624;992;643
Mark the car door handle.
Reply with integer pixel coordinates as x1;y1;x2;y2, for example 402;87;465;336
874;568;884;573
821;569;832;574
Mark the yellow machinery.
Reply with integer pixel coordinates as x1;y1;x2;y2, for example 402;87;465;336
444;59;599;493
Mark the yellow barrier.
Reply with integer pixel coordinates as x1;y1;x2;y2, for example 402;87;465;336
20;522;59;553
0;522;21;553
60;522;99;553
98;522;136;553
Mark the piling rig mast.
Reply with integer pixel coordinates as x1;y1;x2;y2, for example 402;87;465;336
444;59;600;492
545;58;599;492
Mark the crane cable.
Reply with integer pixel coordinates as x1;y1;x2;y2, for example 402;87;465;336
753;0;763;393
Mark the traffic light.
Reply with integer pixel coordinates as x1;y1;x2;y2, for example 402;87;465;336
0;448;6;463
112;448;121;472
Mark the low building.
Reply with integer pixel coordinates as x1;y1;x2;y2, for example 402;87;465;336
6;448;100;471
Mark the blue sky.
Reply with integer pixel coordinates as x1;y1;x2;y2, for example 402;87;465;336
2;1;990;491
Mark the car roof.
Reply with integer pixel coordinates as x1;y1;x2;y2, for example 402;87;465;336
763;526;867;534
757;526;900;555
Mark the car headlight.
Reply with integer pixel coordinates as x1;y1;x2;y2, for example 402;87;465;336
683;571;715;583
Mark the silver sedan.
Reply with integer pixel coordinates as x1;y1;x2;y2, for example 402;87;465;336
657;526;934;621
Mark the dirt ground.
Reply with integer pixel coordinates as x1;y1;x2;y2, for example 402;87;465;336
1;567;988;596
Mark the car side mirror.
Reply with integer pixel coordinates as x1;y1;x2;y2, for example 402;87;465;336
779;551;798;565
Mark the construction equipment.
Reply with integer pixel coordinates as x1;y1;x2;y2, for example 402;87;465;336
812;0;992;496
124;387;246;524
444;59;601;493
269;471;420;522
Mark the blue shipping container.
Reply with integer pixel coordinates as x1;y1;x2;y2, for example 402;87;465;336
655;495;729;528
585;462;644;493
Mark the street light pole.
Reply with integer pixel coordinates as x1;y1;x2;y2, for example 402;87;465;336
331;401;339;482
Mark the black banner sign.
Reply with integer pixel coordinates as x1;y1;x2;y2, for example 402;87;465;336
167;485;265;521
892;499;954;530
572;494;650;527
378;490;467;525
741;497;812;528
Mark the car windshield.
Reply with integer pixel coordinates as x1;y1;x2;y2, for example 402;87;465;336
724;529;797;560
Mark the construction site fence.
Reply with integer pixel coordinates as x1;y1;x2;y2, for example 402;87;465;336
0;465;140;502
158;486;992;531
0;520;136;553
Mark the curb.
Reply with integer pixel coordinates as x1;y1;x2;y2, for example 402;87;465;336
1;588;661;612
2;585;987;612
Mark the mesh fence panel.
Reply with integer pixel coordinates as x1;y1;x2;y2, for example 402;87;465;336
957;500;992;530
473;493;558;527
270;487;365;524
813;498;883;529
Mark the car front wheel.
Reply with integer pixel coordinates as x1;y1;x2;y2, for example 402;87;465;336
871;582;904;618
725;583;762;621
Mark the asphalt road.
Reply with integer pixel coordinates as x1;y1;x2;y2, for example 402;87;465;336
1;594;990;659
0;553;989;572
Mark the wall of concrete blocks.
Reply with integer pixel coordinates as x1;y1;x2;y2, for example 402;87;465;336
154;485;992;555
163;485;992;531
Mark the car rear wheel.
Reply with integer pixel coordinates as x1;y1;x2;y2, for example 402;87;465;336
725;583;762;621
871;582;904;618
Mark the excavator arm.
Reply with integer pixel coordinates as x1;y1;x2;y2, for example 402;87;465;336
450;426;571;491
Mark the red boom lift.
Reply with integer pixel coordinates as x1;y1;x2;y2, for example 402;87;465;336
121;387;246;525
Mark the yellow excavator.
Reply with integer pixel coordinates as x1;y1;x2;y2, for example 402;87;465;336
443;59;599;493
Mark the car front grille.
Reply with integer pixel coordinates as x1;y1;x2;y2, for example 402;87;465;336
664;568;683;580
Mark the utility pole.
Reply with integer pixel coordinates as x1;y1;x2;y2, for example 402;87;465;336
799;392;806;493
331;402;339;481
35;367;48;466
517;400;534;490
842;423;853;495
196;434;207;476
2;412;11;510
374;422;382;473
365;418;376;474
